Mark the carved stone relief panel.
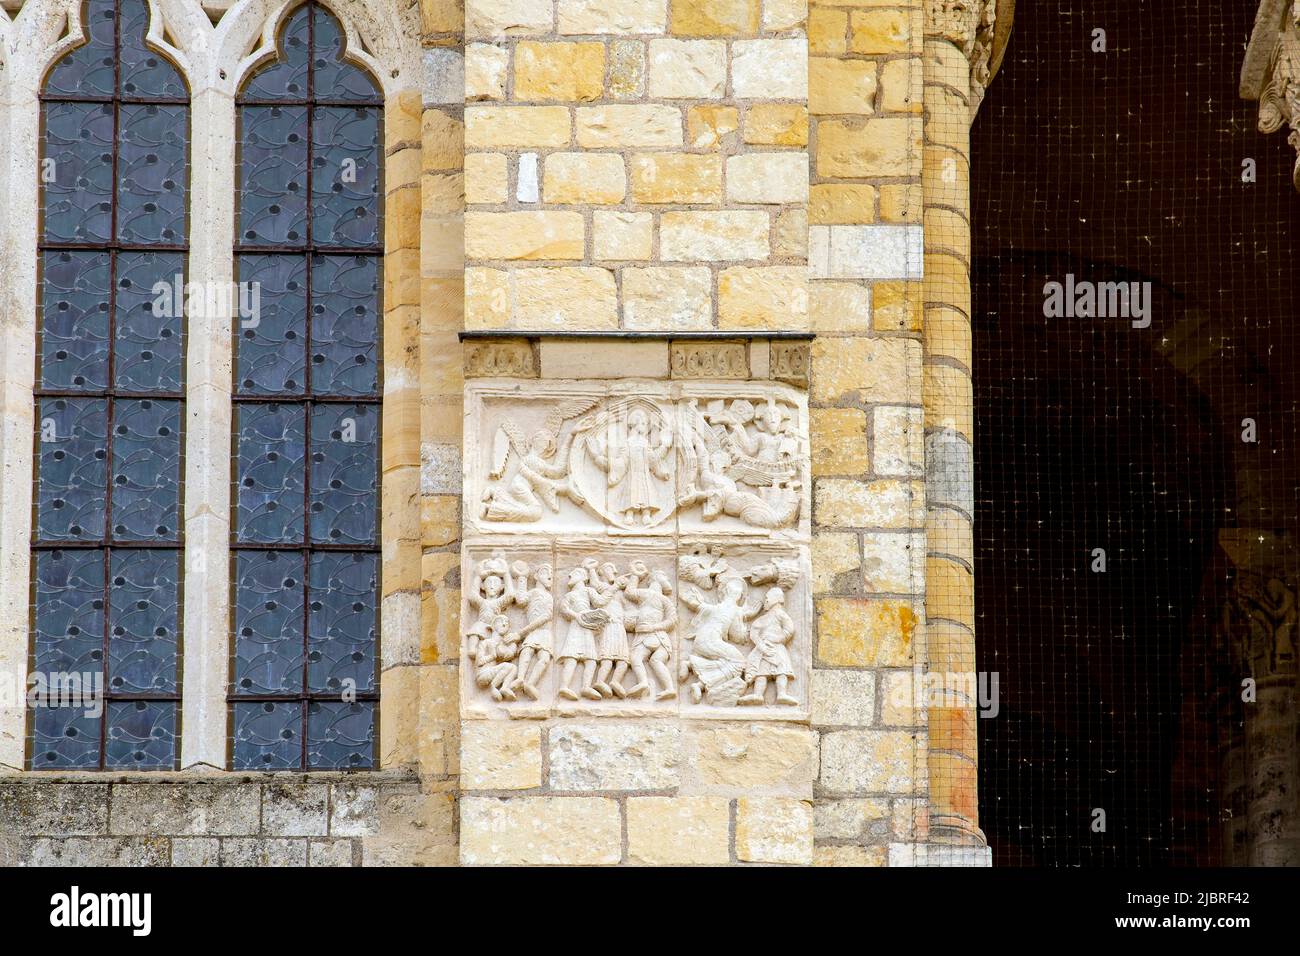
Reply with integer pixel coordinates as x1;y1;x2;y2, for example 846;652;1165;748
460;537;811;721
462;377;811;722
465;380;811;541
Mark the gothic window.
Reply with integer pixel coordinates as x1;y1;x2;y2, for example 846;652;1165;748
230;2;381;770
31;0;188;769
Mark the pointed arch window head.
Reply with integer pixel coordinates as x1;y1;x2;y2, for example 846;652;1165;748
31;0;189;770
230;2;382;771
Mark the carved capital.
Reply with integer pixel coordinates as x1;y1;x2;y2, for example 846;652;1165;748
924;1;1003;117
1243;1;1300;190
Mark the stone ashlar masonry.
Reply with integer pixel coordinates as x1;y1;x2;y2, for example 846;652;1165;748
0;0;1002;866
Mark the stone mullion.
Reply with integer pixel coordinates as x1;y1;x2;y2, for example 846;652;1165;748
0;65;42;769
180;84;236;769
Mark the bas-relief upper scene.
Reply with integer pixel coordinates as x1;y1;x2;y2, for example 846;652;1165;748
461;379;813;721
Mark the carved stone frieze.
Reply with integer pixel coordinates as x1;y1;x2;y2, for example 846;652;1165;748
460;538;811;720
669;340;749;380
464;338;538;378
464;380;810;539
769;341;810;387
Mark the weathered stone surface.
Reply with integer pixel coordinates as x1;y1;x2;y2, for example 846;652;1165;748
718;267;808;329
811;669;877;727
261;783;329;837
26;837;170;867
108;784;260;836
732;38;807;98
814;478;922;530
735;797;813;865
514;41;606;102
544;153;628;204
577;105;683;148
465;211;585;261
329;783;382;837
810;57;877;115
862;531;924;594
465;106;571;148
660;211;770;261
309;839;356;867
549;723;682;791
817;117;920;178
609;40;647;98
811;336;921;405
726;153;809;204
0;783;108;836
626;796;731;865
814;844;888;867
744;104;809;146
686;724;817;797
594;211;654;260
811;407;869;476
671;0;759;36
813;797;891;841
819;729;918;794
467;0;554;38
630;153;723;204
465;152;508;204
874;405;924;477
815;596;917;667
811;532;861;595
461;797;622;865
689;104;740;148
466;44;509;101
220;838;309;867
558;0;668;35
514;268;620;328
851;9;914;54
170;837;220;866
648;39;727;98
623;266;714;329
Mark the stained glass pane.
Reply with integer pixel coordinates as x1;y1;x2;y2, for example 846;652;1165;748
31;706;102;770
235;402;307;543
232;700;302;769
107;549;178;694
239;106;308;245
41;101;114;243
37;397;108;542
310;255;378;395
114;252;184;391
312;7;380;101
311;107;380;247
307;551;376;694
235;254;307;395
105;700;176;769
33;549;105;677
110;398;180;541
233;550;305;695
309;402;377;545
117;104;187;245
241;5;310;101
40;251;111;391
306;700;374;769
117;0;185;98
44;0;117;97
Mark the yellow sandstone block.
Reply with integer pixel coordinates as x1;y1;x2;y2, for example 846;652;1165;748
630;153;723;203
593;210;654;260
743;104;808;146
688;104;739;149
465;105;571;148
670;0;759;36
514;41;606;102
544;153;628;204
718;266;809;330
850;9;913;54
464;153;507;204
809;183;877;224
465;211;585;260
817;117;919;178
810;57;877;116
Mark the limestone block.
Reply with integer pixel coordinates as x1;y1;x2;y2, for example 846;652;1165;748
467;0;554;38
577;104;683;148
732;39;808;98
725;153;809;204
609;40;648;98
558;0;669;35
810;57;877;116
685;723;818;797
763;0;807;32
461;797;622;865
466;43;509;101
107;784;259;837
689;105;740;149
671;0;760;36
544;153;628;204
814;595;918;667
515;41;606;102
549;722;682;790
811;531;861;595
810;406;869;476
465;106;572;149
461;722;543;789
811;669;877;727
623;266;714;329
735;797;813;864
718;266;809;330
743;104;809;146
808;8;848;55
514;268;620;329
862;530;924;594
465;211;585;261
465;153;508;204
850;9;914;54
648;39;728;98
594;211;654;261
819;729;918;794
539;340;671;379
261;783;329;836
660;211;770;261
626;796;731;865
630;153;724;204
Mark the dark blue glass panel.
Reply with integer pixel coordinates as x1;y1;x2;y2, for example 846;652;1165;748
117;104;187;245
31;706;102;770
309;403;377;545
110;398;180;540
235;254;307;395
307;551;376;694
44;0;116;97
114;252;184;391
235;402;306;542
41;101;114;243
311;107;379;247
107;549;179;694
242;5;310;100
312;7;380;101
37;397;108;541
33;549;105;677
40;251;111;391
105;700;176;769
117;0;186;98
310;255;378;395
239;106;308;245
307;700;374;769
232;700;302;769
233;550;305;694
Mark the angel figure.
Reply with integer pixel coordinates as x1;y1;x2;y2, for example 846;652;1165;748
624;563;677;701
677;562;754;707
474;614;519;702
591;407;672;526
509;564;554;701
465;556;514;660
739;587;798;706
481;399;599;523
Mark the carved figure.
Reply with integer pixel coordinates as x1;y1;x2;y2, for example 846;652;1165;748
557;566;603;700
481;398;599;522
624;563;678;700
678;559;754;707
510;563;555;701
591;407;673;526
474;613;519;702
465;555;514;659
739;587;798;706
